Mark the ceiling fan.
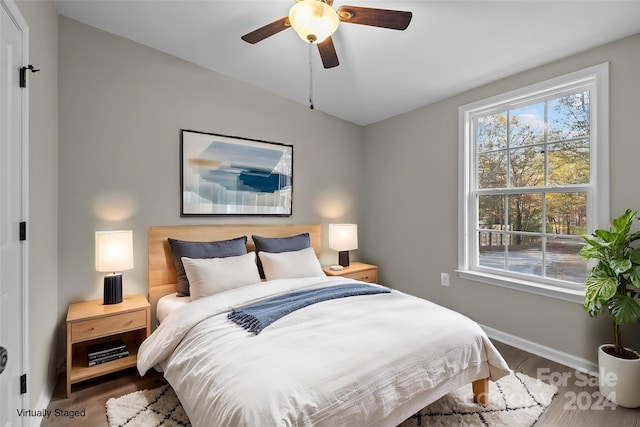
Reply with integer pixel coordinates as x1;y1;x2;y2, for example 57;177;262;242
241;0;413;69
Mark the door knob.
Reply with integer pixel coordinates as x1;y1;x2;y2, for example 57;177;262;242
0;347;7;375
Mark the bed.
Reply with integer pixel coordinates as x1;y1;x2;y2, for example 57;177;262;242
137;224;510;426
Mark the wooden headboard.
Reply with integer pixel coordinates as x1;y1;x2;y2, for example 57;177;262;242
148;224;321;316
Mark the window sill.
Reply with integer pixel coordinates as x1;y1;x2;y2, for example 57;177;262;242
456;270;585;304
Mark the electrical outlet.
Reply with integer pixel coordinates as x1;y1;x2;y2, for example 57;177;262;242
441;272;450;287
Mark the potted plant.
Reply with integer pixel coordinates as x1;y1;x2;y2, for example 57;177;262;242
580;209;640;408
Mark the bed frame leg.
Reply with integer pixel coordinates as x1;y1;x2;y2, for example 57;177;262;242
472;378;489;405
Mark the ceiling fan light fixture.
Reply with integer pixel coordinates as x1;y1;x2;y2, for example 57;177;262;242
289;0;339;44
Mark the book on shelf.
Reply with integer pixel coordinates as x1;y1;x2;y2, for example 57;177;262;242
87;350;129;366
88;347;128;361
87;339;126;353
87;339;126;357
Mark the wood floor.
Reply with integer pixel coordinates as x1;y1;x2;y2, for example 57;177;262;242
493;341;640;426
42;340;640;426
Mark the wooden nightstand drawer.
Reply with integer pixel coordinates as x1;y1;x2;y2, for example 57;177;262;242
342;269;378;283
71;309;147;342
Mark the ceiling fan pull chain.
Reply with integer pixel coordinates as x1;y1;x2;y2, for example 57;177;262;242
308;44;314;110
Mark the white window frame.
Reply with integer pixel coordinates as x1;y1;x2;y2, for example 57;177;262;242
458;63;609;303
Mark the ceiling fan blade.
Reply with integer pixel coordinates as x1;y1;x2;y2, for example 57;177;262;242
337;6;412;30
241;16;290;44
317;37;339;69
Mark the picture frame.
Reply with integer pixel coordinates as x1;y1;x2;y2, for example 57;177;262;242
180;129;293;216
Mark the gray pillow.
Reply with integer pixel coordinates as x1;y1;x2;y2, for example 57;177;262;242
168;236;248;296
252;233;311;278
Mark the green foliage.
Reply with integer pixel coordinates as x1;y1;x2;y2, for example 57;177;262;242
581;209;640;357
477;93;590;238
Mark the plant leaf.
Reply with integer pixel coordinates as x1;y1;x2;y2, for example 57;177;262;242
594;229;616;243
630;247;640;264
609;294;640;324
582;234;612;248
585;274;618;305
610;258;632;274
628;231;640;244
580;235;613;261
579;246;607;261
628;265;640;288
612;209;636;235
583;299;601;318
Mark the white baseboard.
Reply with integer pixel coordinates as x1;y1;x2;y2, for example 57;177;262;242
481;324;598;374
30;383;54;427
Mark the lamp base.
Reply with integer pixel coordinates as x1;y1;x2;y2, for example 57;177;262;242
338;251;350;267
103;274;123;305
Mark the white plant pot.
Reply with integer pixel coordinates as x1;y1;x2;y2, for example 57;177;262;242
598;344;640;408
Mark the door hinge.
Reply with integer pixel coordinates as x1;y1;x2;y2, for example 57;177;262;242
19;222;26;241
19;65;40;88
20;374;26;394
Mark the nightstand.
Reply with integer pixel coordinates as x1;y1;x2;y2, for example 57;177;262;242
323;261;378;283
66;294;150;397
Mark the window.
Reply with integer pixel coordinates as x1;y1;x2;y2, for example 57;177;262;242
458;64;609;302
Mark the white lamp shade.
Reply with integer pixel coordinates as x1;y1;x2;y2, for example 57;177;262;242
95;230;134;273
289;0;339;44
329;224;358;251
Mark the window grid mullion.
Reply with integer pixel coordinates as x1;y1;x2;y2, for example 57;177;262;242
542;99;549;279
504;194;509;271
505;109;511;271
475;185;592;195
478;135;590;155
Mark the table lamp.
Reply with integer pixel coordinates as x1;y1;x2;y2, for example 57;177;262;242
95;230;134;305
329;224;358;267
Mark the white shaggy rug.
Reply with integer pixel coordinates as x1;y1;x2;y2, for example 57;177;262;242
106;384;190;427
106;372;556;427
398;372;558;427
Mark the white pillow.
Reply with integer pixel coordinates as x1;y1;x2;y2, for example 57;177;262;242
259;247;326;280
182;252;261;300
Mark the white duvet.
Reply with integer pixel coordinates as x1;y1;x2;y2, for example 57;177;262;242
138;277;510;427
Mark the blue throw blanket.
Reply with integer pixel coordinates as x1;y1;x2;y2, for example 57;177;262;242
228;283;390;334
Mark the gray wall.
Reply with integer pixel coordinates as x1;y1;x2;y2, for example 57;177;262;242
57;17;365;358
361;33;640;365
16;0;59;410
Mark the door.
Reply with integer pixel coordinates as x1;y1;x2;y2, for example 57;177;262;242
0;1;27;425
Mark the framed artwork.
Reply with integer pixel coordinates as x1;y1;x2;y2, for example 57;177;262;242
181;130;293;216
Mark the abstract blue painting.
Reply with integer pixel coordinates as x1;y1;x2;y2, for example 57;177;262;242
181;130;293;216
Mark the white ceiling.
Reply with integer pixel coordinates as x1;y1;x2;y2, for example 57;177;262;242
53;1;640;126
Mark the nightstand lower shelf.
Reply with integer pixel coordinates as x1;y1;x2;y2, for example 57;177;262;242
68;331;144;384
70;352;139;384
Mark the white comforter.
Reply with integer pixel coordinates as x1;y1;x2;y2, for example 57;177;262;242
138;277;510;427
